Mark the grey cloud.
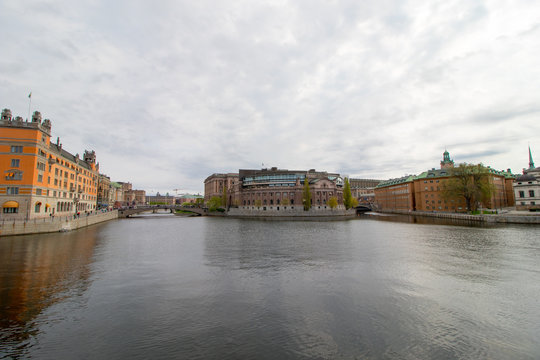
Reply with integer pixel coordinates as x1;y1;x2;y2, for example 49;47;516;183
2;0;539;192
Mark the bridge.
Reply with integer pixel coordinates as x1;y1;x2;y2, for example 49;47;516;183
118;205;208;218
355;205;372;214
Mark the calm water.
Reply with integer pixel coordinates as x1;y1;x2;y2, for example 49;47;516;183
1;214;539;359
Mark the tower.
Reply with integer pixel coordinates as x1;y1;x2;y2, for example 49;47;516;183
440;149;454;169
529;146;535;169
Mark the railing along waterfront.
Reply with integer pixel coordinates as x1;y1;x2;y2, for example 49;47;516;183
0;210;118;236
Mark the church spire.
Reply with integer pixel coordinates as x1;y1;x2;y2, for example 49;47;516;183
529;145;535;169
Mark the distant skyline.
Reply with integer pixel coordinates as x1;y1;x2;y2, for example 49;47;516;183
1;0;539;195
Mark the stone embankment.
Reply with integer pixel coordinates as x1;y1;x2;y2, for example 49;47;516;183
0;210;118;237
375;209;540;224
226;207;357;220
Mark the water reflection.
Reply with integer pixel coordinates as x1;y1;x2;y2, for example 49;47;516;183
203;218;355;271
1;216;539;359
0;227;100;358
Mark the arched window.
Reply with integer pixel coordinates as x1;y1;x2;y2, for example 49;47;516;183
35;202;42;213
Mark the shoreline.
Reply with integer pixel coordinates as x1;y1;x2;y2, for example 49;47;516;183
224;207;357;221
371;209;540;225
0;210;119;237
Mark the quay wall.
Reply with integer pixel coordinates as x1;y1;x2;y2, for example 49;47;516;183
226;207;357;220
0;211;118;237
375;210;540;225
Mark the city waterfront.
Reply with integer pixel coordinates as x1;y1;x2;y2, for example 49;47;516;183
1;215;539;359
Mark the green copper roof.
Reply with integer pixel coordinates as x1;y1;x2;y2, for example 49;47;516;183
377;165;515;188
376;175;415;188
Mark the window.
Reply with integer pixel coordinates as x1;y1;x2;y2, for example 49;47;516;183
38;174;43;182
37;162;46;171
529;190;535;197
10;146;23;153
3;207;18;214
519;191;525;198
7;187;19;194
35;203;41;213
11;159;20;167
5;170;23;180
36;189;42;195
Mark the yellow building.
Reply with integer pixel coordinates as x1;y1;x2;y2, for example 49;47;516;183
1;108;99;220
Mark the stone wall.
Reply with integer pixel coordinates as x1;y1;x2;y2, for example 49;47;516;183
227;206;356;220
376;209;540;225
0;210;118;237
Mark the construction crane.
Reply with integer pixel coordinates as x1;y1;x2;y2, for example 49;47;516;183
173;189;181;196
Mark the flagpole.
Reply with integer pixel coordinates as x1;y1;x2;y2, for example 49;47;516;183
27;91;32;121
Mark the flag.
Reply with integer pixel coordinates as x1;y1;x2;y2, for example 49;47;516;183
28;92;32;98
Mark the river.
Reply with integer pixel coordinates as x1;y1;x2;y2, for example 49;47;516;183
1;214;539;359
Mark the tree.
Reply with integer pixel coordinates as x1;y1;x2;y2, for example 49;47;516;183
303;179;312;211
222;186;227;208
441;163;495;212
351;197;359;208
207;196;223;211
343;177;353;209
328;196;338;209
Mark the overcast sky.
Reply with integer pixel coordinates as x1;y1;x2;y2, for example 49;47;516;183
1;0;539;194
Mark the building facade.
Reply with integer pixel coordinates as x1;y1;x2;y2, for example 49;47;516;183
374;175;416;211
177;194;204;205
115;181;146;205
204;167;346;211
146;193;175;205
514;147;540;211
97;173;116;209
1;108;99;219
375;150;515;213
203;173;239;203
350;178;381;205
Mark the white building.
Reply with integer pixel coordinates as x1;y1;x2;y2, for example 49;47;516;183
514;147;540;211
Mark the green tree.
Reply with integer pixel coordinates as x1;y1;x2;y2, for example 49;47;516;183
343;177;352;209
328;196;338;209
207;196;223;211
351;197;359;208
441;163;495;212
222;186;227;208
303;179;312;211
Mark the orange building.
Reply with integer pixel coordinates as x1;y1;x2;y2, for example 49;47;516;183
375;150;515;213
1;108;99;220
374;175;416;211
